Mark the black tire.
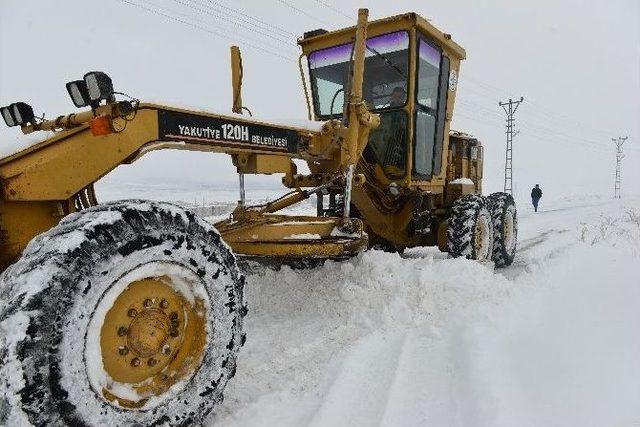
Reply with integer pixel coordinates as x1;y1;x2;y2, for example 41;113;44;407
487;192;518;267
0;200;246;427
447;194;494;261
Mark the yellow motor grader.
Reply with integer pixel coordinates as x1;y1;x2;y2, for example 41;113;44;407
0;9;517;426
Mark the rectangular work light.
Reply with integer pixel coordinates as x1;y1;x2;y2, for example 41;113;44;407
12;102;35;125
84;71;114;103
1;106;16;127
66;80;91;108
1;102;34;127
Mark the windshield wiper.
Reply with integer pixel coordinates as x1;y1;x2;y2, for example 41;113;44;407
365;44;406;78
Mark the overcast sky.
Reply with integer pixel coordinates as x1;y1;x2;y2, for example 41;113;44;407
1;0;638;202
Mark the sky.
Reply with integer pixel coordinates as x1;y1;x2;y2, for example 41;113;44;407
1;0;639;202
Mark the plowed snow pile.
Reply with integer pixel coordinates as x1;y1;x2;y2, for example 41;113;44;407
213;196;640;427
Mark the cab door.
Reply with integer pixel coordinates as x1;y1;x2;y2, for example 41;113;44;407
413;36;450;179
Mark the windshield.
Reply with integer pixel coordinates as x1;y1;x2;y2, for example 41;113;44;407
308;31;410;117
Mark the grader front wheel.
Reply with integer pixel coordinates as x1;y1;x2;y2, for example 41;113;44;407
0;201;246;426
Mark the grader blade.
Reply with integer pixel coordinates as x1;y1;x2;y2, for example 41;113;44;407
215;214;368;261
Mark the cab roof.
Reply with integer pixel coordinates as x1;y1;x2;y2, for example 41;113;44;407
298;12;466;60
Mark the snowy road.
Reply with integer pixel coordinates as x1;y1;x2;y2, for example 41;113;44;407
211;195;640;427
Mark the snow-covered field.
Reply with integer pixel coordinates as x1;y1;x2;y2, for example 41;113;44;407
4;180;640;426
205;194;640;427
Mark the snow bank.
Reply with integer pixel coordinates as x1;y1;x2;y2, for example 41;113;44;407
214;197;640;426
214;248;515;425
1;185;638;426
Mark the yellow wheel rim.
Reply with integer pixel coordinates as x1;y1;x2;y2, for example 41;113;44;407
99;276;207;408
474;213;492;261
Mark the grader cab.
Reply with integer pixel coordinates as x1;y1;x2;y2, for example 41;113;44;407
0;10;517;426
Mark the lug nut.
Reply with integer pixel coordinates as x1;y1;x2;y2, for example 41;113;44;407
162;345;171;355
131;358;140;367
127;308;138;318
160;299;169;309
117;326;128;337
169;328;179;338
169;312;178;321
148;358;157;367
143;298;153;308
118;346;129;356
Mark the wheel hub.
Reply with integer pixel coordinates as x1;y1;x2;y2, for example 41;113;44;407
504;209;516;252
127;308;170;358
474;214;491;261
98;275;207;408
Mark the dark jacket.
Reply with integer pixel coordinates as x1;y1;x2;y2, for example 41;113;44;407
531;187;542;199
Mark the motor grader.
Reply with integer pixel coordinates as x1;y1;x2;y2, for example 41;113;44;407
0;9;517;426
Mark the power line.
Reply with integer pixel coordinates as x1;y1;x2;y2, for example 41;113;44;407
199;0;296;37
175;0;297;46
457;95;622;149
498;97;524;194
460;75;616;138
311;0;351;20
275;0;335;27
455;105;639;156
612;136;628;199
119;0;295;61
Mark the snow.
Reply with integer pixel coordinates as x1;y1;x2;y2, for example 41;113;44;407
211;195;640;426
0;312;31;427
1;193;639;426
330;226;360;238
450;177;475;185
283;233;321;240
274;220;334;226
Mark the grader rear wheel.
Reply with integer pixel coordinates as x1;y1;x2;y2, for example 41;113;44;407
487;192;518;267
447;194;494;261
0;200;246;426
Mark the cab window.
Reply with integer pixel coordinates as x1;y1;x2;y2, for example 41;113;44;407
308;31;409;116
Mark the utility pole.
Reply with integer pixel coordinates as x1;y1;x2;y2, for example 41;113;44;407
499;97;524;195
612;136;628;199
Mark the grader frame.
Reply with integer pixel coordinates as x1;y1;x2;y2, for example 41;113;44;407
0;10;481;271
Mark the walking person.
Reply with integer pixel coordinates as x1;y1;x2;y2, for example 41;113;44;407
531;184;543;212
